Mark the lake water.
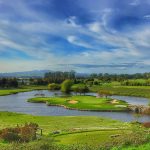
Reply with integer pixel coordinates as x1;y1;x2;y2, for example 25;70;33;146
0;90;150;122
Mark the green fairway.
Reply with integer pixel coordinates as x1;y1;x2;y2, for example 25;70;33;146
55;129;128;145
28;95;128;111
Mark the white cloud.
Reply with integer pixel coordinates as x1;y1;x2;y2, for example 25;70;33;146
88;22;102;32
67;35;93;49
144;15;150;19
129;0;140;6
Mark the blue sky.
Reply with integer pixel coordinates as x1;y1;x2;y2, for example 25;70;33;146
0;0;150;73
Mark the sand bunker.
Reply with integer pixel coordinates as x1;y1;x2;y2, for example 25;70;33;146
68;100;78;104
115;105;126;108
111;99;119;104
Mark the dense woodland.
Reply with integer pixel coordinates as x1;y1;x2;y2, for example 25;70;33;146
0;78;18;88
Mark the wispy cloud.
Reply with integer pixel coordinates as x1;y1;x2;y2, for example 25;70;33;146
129;0;140;6
0;0;150;73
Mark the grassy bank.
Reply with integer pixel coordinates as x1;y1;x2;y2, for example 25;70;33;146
0;85;47;96
90;85;150;98
0;112;127;134
28;95;128;111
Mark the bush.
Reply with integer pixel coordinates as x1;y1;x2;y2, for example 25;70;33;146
72;85;89;95
143;122;150;128
48;83;60;90
98;90;112;98
0;123;39;143
0;128;20;142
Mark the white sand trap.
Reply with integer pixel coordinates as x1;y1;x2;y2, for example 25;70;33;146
111;99;119;104
115;105;126;108
68;100;78;104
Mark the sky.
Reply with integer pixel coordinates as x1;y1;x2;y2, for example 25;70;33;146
0;0;150;73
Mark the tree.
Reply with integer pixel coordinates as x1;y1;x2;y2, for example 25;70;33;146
98;90;112;99
72;84;89;95
61;79;73;93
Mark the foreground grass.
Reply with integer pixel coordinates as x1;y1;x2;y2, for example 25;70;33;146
115;143;150;150
0;111;130;148
0;112;149;150
114;143;150;150
28;95;128;111
0;112;127;134
0;85;47;96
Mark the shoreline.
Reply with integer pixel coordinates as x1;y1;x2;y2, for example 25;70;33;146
0;87;48;96
0;87;150;99
28;99;129;113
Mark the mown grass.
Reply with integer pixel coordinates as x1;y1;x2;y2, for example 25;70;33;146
55;130;128;145
0;85;47;96
28;95;128;111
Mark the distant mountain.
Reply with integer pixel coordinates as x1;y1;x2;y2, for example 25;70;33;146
76;73;90;77
0;70;50;78
0;70;90;78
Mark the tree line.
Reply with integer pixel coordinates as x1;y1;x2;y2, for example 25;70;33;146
121;80;150;86
88;72;150;81
44;71;150;84
0;78;18;88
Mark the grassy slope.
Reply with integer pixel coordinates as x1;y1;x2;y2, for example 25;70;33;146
28;95;128;111
0;86;47;96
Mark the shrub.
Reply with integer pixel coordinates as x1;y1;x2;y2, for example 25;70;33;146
143;122;150;128
98;90;112;98
48;83;60;90
0;128;20;142
0;123;39;143
72;85;89;95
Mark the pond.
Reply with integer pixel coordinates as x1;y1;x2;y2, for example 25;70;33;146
0;90;150;122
